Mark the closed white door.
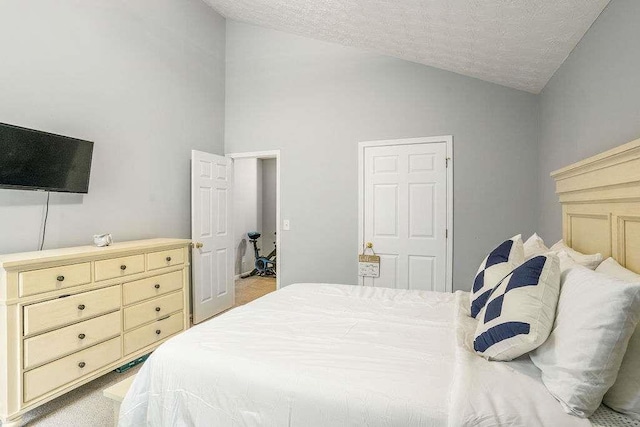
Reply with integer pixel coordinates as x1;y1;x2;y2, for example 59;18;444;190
191;150;234;324
362;142;449;291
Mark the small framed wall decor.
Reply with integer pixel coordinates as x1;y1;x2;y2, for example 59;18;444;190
359;243;380;278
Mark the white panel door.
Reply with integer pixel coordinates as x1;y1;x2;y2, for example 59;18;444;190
191;150;234;324
362;143;448;291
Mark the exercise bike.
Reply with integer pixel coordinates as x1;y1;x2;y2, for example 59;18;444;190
241;231;276;278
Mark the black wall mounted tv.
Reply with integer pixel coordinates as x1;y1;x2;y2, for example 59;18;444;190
0;123;94;193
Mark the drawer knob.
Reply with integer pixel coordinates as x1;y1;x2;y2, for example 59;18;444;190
155;329;161;335
78;362;86;368
78;333;86;340
166;256;172;262
120;265;127;270
155;307;161;312
78;304;86;310
154;284;160;289
56;275;65;282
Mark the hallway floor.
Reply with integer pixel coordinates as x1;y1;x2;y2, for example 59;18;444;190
234;275;277;307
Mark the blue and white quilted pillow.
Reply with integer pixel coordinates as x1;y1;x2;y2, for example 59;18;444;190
473;254;561;361
470;235;524;318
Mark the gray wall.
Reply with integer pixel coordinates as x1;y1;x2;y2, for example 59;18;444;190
0;0;226;253
232;158;261;275
539;0;640;241
9;4;623;289
225;21;540;291
261;158;277;256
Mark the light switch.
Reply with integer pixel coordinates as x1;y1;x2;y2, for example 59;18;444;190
283;219;290;231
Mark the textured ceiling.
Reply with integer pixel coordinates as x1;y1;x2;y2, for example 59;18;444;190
204;0;610;93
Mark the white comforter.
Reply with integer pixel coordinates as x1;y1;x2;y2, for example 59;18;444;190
119;283;590;427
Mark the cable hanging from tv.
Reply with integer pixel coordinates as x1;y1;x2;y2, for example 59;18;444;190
39;192;50;251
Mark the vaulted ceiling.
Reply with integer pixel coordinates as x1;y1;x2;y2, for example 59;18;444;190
204;0;610;93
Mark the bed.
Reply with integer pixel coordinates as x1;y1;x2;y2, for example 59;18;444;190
119;137;640;427
119;284;591;426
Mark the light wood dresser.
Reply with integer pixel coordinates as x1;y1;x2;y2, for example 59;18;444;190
0;238;191;426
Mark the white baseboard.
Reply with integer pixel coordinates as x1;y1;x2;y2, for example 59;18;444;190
234;270;253;281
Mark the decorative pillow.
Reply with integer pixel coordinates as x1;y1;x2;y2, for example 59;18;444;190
473;254;560;361
470;235;524;318
598;259;640;420
530;265;640;418
523;233;549;259
550;240;603;269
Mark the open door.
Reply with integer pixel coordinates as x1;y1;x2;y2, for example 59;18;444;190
191;150;234;324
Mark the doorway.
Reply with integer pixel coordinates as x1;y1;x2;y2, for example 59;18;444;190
227;150;281;306
358;137;453;292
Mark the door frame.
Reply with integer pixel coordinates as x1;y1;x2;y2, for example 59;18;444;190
226;150;281;290
357;136;454;292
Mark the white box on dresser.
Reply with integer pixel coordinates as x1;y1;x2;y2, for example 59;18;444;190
0;238;191;427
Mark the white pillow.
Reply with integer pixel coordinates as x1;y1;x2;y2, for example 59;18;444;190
530;265;640;417
550;240;603;269
470;235;524;318
473;254;560;361
597;257;640;282
523;233;549;259
557;250;578;272
597;258;640;419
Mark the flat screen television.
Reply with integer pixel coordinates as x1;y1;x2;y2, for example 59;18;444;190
0;123;94;193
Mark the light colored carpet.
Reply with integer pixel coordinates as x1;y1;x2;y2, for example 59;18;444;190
4;277;276;426
10;365;141;427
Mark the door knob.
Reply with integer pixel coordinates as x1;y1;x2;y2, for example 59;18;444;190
193;242;204;249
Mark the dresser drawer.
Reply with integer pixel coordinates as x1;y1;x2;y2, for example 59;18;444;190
147;248;185;271
124;312;184;356
124;291;184;331
19;263;91;297
95;254;145;281
122;270;183;306
23;286;121;336
23;337;121;402
24;311;121;370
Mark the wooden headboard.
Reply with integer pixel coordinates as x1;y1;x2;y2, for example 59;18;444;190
552;137;640;274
